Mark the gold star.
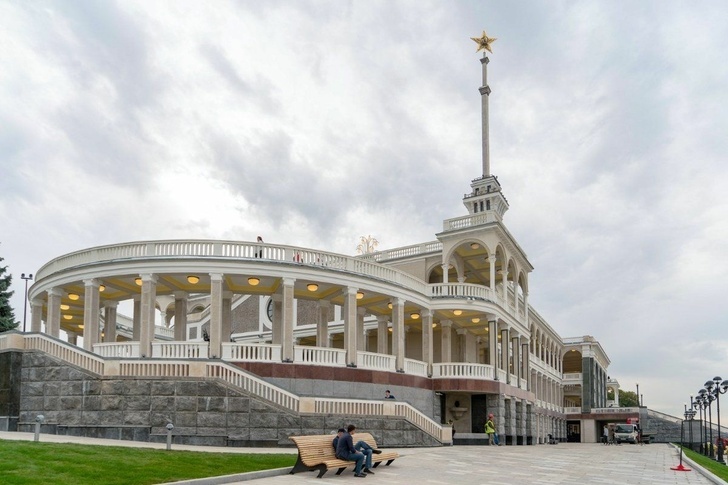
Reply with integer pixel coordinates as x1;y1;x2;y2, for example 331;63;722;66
471;30;497;54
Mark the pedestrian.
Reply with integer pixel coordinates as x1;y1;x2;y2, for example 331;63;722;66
335;424;373;477
384;390;395;399
255;236;264;258
485;413;497;446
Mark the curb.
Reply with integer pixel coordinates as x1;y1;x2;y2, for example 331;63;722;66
159;467;291;485
669;444;725;485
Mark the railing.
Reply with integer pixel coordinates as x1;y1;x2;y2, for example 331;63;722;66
207;362;300;412
404;358;428;377
24;333;105;375
442;212;495;231
152;341;209;359
293;345;346;366
119;361;190;377
357;351;396;372
222;342;282;361
93;342;140;358
359;241;443;263
497;369;507;382
563;372;582;383
432;362;495;380
429;283;493;301
520;378;528;389
564;406;581;414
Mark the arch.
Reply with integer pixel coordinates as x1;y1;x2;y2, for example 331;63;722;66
563;349;582;373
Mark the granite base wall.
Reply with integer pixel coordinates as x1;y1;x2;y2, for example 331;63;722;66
9;350;441;447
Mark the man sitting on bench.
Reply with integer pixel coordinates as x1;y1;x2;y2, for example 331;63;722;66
333;428;382;462
335;425;374;477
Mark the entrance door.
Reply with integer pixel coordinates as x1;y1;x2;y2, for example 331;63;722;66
471;394;488;433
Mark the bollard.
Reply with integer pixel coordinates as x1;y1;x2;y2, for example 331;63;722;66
34;415;45;442
166;423;174;451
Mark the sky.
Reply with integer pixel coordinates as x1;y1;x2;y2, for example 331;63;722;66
2;0;728;420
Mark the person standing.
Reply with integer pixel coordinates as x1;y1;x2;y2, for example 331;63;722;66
384;390;395;399
335;425;371;477
485;413;496;446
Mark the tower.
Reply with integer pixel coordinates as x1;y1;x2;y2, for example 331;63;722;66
464;31;509;222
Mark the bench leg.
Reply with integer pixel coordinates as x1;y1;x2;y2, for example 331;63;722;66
335;467;347;475
289;455;311;475
315;465;328;479
372;462;381;468
385;459;395;466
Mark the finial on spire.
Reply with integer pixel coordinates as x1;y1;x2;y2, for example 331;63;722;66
471;30;497;54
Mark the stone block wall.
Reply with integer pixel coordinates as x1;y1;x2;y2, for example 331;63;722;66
10;350;441;447
0;351;22;431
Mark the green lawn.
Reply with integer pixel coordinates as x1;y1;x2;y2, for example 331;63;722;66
680;445;728;482
0;439;296;485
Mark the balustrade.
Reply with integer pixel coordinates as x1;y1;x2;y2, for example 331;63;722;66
93;342;140;358
293;345;346;366
404;358;428;377
357;351;396;372
152;341;209;359
222;342;282;361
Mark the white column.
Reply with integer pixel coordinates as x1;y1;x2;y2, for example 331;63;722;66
316;300;330;348
480;55;491;176
281;278;295;362
488;319;498;369
421;309;433;374
501;326;510;383
174;291;188;341
377;315;389;355
103;301;118;343
522;341;530;390
132;295;141;341
357;307;366;351
30;299;43;333
271;294;282;345
464;329;477;363
83;279;100;350
392;298;405;372
441;264;449;283
489;256;497;292
440;319;452;363
46;288;62;338
67;331;77;345
222;290;233;343
139;274;157;357
511;334;520;386
209;273;223;358
343;287;358;366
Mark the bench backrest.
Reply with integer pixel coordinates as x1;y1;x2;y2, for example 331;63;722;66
290;432;381;467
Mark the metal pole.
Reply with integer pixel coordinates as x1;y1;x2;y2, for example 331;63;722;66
709;400;714;457
21;273;33;333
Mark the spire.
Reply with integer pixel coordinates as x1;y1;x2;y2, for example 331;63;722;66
471;31;497;177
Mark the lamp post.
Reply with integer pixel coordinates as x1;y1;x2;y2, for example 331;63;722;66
671;407;694;472
20;273;33;332
705;377;728;463
695;394;705;455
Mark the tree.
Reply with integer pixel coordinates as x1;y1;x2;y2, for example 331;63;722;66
0;255;19;332
619;390;640;407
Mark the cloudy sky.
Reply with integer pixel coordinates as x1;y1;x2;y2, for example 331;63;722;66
3;0;728;419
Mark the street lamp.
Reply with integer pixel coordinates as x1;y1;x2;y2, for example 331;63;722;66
672;407;695;472
20;273;33;332
705;377;728;463
694;394;706;455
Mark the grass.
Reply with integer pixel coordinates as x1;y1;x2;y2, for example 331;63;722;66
0;439;296;485
679;445;728;482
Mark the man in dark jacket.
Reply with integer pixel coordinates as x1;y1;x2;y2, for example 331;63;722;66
335;424;372;477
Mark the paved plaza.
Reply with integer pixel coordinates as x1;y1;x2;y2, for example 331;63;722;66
0;432;719;485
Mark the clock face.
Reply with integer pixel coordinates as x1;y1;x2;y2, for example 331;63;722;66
266;299;273;322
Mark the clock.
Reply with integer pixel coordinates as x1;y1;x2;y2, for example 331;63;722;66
266;298;274;322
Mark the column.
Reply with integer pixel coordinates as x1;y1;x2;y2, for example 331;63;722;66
392;298;405;372
465;329;478;362
522;341;530;390
67;332;77;345
501;267;508;301
456;328;467;362
376;315;388;355
83;279;100;351
46;288;62;338
489;256;497;292
501;326;510;383
505;398;516;444
132;295;141;341
281;278;295;362
222;290;233;343
440;320;452;363
174;291;188;341
441;264;449;283
139;274;157;357
271;294;282;345
30;299;43;333
511;334;520;386
480;54;491;176
357;307;366;351
103;301;118;343
208;273;223;358
421;309;433;375
343;287;358;366
316;300;330;348
519;400;528;445
523;291;529;326
488;320;498;370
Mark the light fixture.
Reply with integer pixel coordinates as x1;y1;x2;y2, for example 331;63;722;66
98;285;105;292
410;313;420;320
432;323;437;328
470;243;479;250
77;324;84;329
135;278;142;286
307;283;319;292
388;328;393;332
187;275;200;284
472;317;481;323
248;277;260;286
356;291;364;300
388;302;393;309
453;309;463;316
68;293;80;301
63;314;72;320
60;304;70;311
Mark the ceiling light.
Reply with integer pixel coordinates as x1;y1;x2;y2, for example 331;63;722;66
187;275;200;284
63;314;72;320
78;324;84;329
453;309;462;316
248;277;260;286
388;302;393;309
432;323;437;328
135;278;142;286
68;293;80;301
307;283;318;292
470;243;479;250
356;291;364;300
410;313;420;320
472;317;481;323
60;304;70;311
98;285;106;292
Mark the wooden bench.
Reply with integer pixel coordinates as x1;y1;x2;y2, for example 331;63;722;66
289;432;399;478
